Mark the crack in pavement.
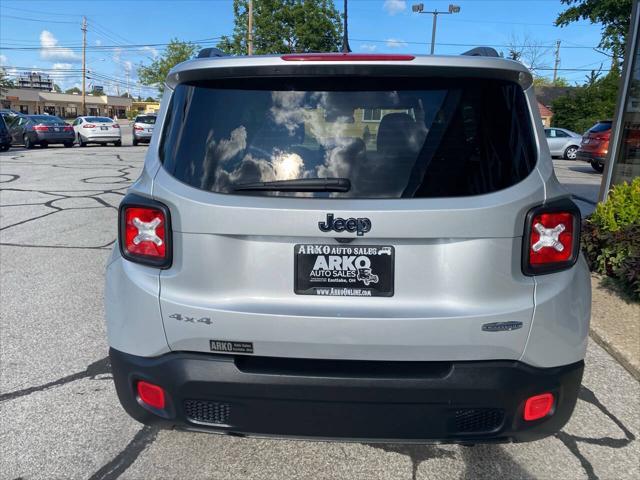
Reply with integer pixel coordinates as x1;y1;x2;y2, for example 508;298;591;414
0;357;111;402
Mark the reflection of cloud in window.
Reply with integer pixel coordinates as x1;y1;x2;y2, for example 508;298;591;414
201;126;247;189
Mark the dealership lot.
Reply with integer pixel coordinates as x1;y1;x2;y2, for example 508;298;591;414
0;144;637;480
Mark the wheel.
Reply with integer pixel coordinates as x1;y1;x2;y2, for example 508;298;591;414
114;140;122;147
64;142;73;148
77;134;87;147
40;141;48;148
0;144;9;152
564;145;578;160
132;138;138;146
24;134;34;149
591;160;604;173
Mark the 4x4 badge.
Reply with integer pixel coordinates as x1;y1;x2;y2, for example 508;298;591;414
318;213;371;236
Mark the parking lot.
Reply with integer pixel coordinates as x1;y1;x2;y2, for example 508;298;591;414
0;136;638;480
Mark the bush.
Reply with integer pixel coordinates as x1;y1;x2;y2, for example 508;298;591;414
582;178;640;300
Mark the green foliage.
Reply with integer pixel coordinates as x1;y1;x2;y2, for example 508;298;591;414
138;39;199;94
144;96;157;102
550;67;620;133
582;179;640;299
533;76;571;88
218;0;343;55
52;83;62;93
590;178;640;231
556;0;633;59
65;87;82;94
0;69;15;93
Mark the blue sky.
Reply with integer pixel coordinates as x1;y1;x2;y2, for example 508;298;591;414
0;0;612;97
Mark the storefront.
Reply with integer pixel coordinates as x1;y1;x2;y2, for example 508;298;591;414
601;0;640;198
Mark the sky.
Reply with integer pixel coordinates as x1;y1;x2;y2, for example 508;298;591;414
0;0;613;97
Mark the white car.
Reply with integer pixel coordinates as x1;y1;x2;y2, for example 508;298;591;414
72;116;121;147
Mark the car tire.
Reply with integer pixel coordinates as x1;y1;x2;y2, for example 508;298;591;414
591;160;604;173
77;134;87;147
564;145;579;160
40;141;48;148
0;144;9;152
114;140;122;147
132;138;138;146
64;142;74;148
24;135;34;149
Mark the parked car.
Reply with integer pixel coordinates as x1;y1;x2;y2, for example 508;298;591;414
0;115;12;151
106;49;590;443
576;120;612;172
132;114;156;146
7;114;74;148
72;116;121;146
544;127;581;159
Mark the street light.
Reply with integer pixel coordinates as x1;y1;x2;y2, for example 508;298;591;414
412;3;461;55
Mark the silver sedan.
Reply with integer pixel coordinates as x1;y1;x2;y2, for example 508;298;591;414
544;127;582;159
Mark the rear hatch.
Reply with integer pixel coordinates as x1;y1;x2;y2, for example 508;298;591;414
153;57;542;361
84;117;120;136
580;120;611;155
134;115;156;134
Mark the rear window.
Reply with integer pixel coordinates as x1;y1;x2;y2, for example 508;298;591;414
31;115;65;124
85;117;112;123
136;116;156;124
588;121;612;134
160;77;536;198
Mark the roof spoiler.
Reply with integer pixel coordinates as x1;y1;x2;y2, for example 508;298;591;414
461;47;500;58
197;47;228;58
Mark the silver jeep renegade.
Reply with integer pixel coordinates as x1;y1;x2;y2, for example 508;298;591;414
106;49;591;443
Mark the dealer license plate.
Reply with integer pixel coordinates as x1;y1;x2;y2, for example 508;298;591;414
294;244;394;297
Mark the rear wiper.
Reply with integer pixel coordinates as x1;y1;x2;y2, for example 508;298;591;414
232;178;351;192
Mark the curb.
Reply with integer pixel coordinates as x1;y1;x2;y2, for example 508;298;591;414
589;328;640;381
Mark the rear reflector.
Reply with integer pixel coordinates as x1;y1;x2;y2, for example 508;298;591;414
281;53;415;62
523;393;554;421
523;200;580;276
137;381;165;410
118;194;172;268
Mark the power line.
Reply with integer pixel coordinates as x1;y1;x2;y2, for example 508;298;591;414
0;14;78;24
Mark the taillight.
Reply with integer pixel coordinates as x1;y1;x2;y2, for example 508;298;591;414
63;126;73;132
137;381;166;410
523;393;554;421
83;124;96;128
134;125;144;131
118;194;172;268
522;199;580;275
33;125;49;131
112;123;120;129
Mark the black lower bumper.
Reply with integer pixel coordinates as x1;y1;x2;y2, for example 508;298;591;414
576;151;605;164
110;348;583;443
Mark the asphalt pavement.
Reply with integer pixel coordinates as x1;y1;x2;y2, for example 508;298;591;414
0;140;638;480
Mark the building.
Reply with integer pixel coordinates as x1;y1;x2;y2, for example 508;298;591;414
537;102;553;127
602;0;640;196
131;100;161;114
0;88;132;119
16;71;54;91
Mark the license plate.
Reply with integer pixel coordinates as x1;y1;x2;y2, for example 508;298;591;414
295;244;394;297
148;129;153;133
54;127;60;132
101;126;108;131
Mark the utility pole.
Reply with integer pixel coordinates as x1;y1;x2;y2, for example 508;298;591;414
412;4;461;55
553;40;561;84
247;0;254;55
342;0;351;53
81;16;87;115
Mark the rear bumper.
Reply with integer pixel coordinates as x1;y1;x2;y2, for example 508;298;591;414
576;150;605;164
36;132;75;143
110;348;583;443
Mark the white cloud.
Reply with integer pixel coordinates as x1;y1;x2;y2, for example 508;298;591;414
386;38;408;49
52;63;73;70
383;0;406;15
95;39;102;46
140;46;159;58
359;43;377;52
40;30;80;61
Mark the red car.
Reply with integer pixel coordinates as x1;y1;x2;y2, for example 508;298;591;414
577;120;611;172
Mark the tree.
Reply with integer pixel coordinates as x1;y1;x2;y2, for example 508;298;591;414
217;0;343;55
144;96;156;102
556;0;633;60
505;34;551;77
138;39;199;94
0;69;14;94
65;86;81;94
551;66;621;133
52;83;62;93
533;76;571;88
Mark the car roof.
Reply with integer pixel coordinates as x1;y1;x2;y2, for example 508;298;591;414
166;53;533;90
